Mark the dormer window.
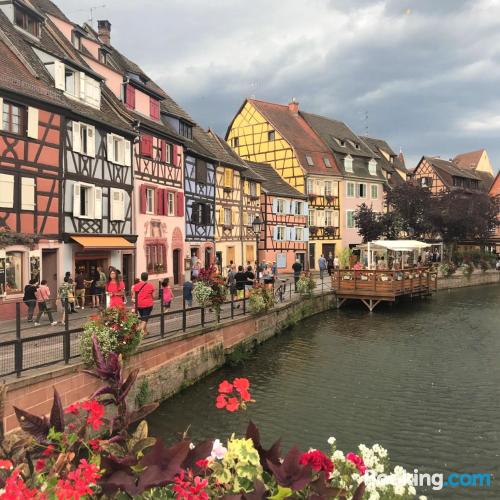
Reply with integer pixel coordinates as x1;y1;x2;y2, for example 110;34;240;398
98;49;107;64
344;155;353;172
71;31;82;50
54;62;101;108
354;143;360;150
306;155;314;166
14;5;40;37
323;157;332;168
339;140;346;147
179;120;192;139
368;159;377;176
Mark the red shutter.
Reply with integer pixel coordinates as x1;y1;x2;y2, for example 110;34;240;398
150;98;160;120
141;135;153;157
160;140;166;163
163;189;169;216
140;185;147;214
125;84;135;109
172;144;178;166
176;191;184;217
156;188;164;215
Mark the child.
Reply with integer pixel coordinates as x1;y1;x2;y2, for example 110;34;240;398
183;280;193;308
161;278;173;308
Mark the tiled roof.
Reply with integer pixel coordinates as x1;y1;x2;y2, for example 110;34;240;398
425;157;482;181
360;136;396;157
245;161;306;198
29;0;69;21
453;149;484;170
246;99;341;176
206;130;247;170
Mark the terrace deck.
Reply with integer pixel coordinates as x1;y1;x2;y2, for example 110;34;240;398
331;268;438;311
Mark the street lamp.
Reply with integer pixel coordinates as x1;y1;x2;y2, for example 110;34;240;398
252;215;263;277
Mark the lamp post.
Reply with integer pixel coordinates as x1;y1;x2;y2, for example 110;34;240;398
252;215;263;279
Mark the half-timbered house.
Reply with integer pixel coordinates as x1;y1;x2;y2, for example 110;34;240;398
226;98;343;268
245;162;308;272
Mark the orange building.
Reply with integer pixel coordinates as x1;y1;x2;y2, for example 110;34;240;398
489;172;500;253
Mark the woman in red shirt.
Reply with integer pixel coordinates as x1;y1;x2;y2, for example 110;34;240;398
106;270;126;308
132;272;155;336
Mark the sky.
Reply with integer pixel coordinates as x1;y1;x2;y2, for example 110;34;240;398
61;0;500;171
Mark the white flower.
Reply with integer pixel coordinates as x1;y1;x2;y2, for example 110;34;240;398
408;485;416;495
332;450;345;461
368;492;380;500
210;438;227;460
419;496;428;500
189;442;195;450
394;485;405;495
327;436;336;445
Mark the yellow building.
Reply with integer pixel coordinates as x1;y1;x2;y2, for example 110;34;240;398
226;98;342;267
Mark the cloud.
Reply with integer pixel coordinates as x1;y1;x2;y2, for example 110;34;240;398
61;0;500;171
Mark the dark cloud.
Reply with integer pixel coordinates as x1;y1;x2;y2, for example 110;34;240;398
61;0;500;171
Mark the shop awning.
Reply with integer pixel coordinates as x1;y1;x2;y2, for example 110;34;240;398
355;240;432;252
70;236;135;250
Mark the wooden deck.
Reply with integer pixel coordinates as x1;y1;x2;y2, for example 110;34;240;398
331;268;438;311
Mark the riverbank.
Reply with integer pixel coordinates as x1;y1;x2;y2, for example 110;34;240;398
1;272;498;435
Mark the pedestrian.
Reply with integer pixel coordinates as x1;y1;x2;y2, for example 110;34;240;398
234;265;248;299
132;272;155;336
34;280;57;326
272;261;277;277
57;276;73;325
67;278;77;313
192;260;201;281
327;255;334;276
318;254;327;280
333;255;340;270
226;265;236;296
95;266;107;307
244;265;255;294
183;279;193;307
292;259;302;292
23;279;38;322
106;269;125;308
262;265;274;288
226;260;234;277
74;267;86;310
89;268;100;308
161;278;173;308
377;256;387;271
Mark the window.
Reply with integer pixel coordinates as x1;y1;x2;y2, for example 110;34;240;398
192;203;209;225
146;188;155;214
339;140;346;147
308;209;316;226
231;137;239;148
14;6;40;37
295;201;303;215
307;178;314;194
64;67;77;97
110;189;125;221
295;227;304;241
323;157;332;168
420;177;432;188
5;251;23;294
72;183;101;219
80;185;93;217
371;184;378;199
224;208;232;226
224;169;233;189
248;181;257;196
72;122;95;157
146;243;166;274
368;159;377;176
167;192;175;216
276;199;286;214
150;98;160;120
346;182;355;197
196;159;207;184
246;212;255;226
357;183;367;198
324;181;332;196
98;49;107;64
107;134;131;166
71;31;82;50
268;130;275;141
344;155;353;172
346;210;355;228
179;121;193;139
0;174;15;208
2;101;24;135
306;155;314;166
21;178;35;211
325;210;334;226
275;226;286;241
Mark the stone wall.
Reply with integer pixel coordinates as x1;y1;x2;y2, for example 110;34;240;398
437;270;500;290
2;293;337;434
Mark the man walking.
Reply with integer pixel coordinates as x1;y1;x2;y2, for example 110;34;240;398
74;267;86;310
34;280;57;326
318;254;327;280
292;259;302;292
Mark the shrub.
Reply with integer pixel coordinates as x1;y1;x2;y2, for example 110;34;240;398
80;307;142;365
479;260;489;273
297;275;317;296
461;263;473;279
248;285;275;314
193;281;213;307
439;262;456;277
194;265;228;320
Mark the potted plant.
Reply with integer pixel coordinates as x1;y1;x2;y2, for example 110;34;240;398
296;275;317;296
193;265;228;321
248;285;275;314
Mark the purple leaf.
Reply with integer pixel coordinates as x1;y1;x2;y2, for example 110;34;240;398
310;472;341;498
118;369;139;402
89;386;117;400
246;421;281;472
49;389;64;433
99;469;140;497
126;403;159;426
181;439;214;473
267;446;313;491
244;480;267;499
352;482;366;500
13;407;49;441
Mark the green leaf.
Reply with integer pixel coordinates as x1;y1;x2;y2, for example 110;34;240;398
268;486;293;500
131;437;156;456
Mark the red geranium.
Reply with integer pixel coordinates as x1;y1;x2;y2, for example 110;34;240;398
35;459;46;473
1;469;45;499
346;452;367;474
215;378;254;412
55;459;101;499
218;380;233;394
64;400;105;431
0;459;13;470
172;470;209;500
299;450;334;475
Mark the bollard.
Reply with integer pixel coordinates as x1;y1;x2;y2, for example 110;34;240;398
231;293;234;319
63;300;70;364
182;296;187;332
160;299;165;338
14;302;22;377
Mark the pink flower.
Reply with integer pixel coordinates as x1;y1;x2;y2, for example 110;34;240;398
299;450;334;475
215;394;228;409
225;397;240;412
0;459;13;470
346;452;367;474
218;380;233;394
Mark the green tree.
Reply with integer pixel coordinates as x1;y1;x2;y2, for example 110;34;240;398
353;203;384;242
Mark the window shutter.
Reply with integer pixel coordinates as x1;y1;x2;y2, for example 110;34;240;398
94;186;102;219
107;134;114;162
125;84;135;109
284;200;291;214
140;185;147;214
203;204;210;225
54;61;65;90
231;207;238;226
124;139;131;167
218;208;224;224
72;122;81;153
27;107;39;139
272;227;278;241
160;140;166;162
79;72;86;99
163;189;169;216
290;201;296;215
156;188;164;216
0;98;3;131
72;182;81;217
256;183;261;197
289;227;296;241
302;202;309;216
172;144;179;166
243;212;248;226
141;135;153;157
244;180;249;195
285;227;291;241
303;228;309;242
334;210;340;227
0;174;14;208
87;125;95;158
272;199;278;214
176;191;184;217
150;98;160;120
110;188;125;221
21;177;36;211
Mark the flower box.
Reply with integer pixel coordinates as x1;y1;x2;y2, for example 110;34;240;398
360;276;368;281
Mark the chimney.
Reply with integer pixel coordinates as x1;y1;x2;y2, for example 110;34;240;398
288;97;299;114
98;20;111;45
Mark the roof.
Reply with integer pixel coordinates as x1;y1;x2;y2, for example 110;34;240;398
453;149;485;170
424;157;482;181
28;0;69;21
489;171;500;196
206;130;247;170
357;240;431;252
245;161;306;198
240;162;265;182
242;99;341;176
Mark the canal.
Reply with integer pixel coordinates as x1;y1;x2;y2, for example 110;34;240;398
148;285;500;498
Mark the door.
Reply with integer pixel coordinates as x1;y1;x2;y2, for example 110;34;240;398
322;244;335;261
296;252;306;269
216;251;223;273
122;254;133;292
204;248;211;268
173;249;181;285
309;243;315;270
245;245;254;265
42;249;58;298
227;246;235;266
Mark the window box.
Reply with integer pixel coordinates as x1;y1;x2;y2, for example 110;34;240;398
325;195;337;205
309;226;318;235
308;194;317;202
222;224;233;231
249;194;260;201
324;226;336;236
223;186;233;194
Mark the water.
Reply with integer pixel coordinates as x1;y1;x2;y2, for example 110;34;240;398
148;285;500;498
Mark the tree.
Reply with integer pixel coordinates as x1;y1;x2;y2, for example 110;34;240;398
353;203;384;242
379;211;404;240
385;183;434;238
